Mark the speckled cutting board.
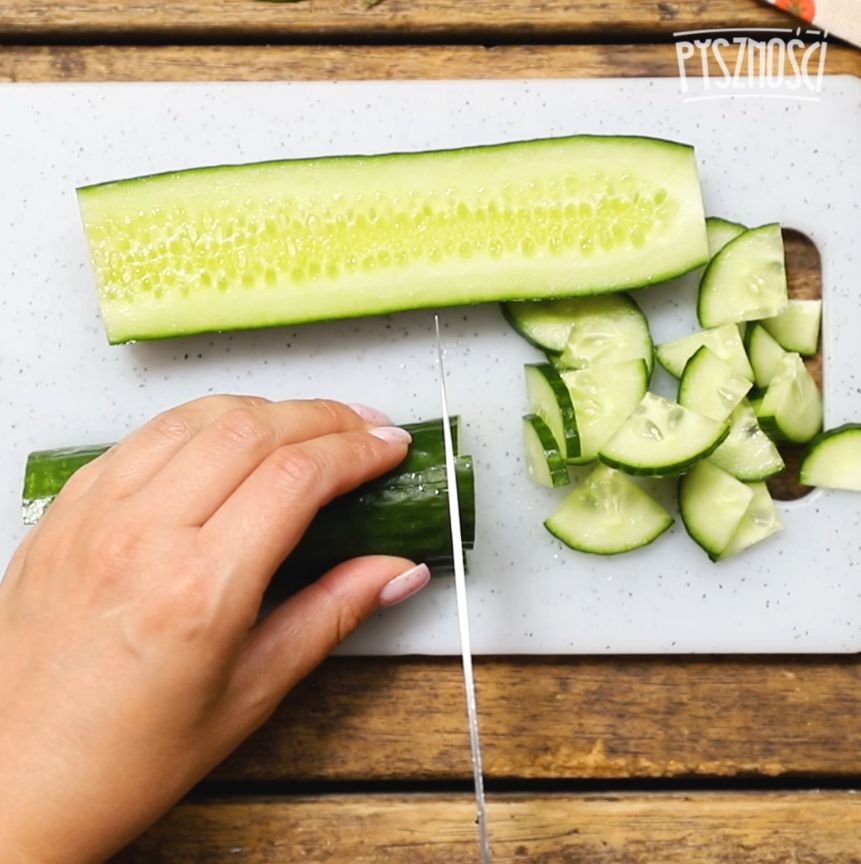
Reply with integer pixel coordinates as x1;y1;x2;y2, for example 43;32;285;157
1;78;860;654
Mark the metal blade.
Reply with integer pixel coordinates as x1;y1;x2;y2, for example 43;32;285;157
434;314;491;864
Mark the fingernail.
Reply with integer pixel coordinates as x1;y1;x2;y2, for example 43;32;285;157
378;563;431;608
348;403;393;426
369;426;412;445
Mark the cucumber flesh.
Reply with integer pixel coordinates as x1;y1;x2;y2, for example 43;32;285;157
761;299;822;356
705;216;746;258
678;345;752;423
523;413;570;488
656;324;754;380
708;401;785;482
718;482;783;560
698;224;788;328
758;353;823;444
800;424;861;491
599;392;729;476
560;359;649;463
78;135;709;343
524;363;580;461
679;460;755;560
503;299;583;353
544;464;672;555
745;323;788;389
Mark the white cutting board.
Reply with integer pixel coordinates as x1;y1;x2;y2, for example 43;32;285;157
1;78;860;654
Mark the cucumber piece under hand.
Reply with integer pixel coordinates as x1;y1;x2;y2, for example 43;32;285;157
799;424;861;491
525;363;581;461
523;413;570;488
761;299;822;357
708;401;785;482
758;353;823;444
656;323;754;380
678;345;752;423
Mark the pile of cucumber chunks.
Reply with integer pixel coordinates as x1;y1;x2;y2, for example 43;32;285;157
510;218;861;561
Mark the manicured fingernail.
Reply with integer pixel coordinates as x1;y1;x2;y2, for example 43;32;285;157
378;563;431;608
369;425;412;445
348;403;393;426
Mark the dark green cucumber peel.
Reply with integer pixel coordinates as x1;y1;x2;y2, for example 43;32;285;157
22;419;474;580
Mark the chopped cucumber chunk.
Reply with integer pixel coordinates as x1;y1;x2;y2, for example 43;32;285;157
745;323;788;389
678;345;752;422
656;324;754;380
698;224;788;328
679;460;755;560
800;424;861;491
523;413;570;488
719;482;783;559
599;392;729;476
503;299;586;354
544;464;672;554
761;299;822;356
708;401;785;482
758;353;823;444
705;216;746;258
524;363;580;461
560;360;649;464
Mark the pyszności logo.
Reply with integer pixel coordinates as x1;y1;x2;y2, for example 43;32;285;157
674;28;828;101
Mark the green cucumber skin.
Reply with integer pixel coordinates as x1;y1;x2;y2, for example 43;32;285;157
21;419;474;578
799;423;861;489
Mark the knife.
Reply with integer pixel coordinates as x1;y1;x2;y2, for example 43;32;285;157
434;314;492;863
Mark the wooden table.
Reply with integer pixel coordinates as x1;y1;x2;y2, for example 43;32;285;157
3;3;861;861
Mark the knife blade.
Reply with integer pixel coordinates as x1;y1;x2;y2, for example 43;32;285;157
434;314;491;863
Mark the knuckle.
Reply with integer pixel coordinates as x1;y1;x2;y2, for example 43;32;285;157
307;580;363;649
217;407;272;448
267;446;323;493
149;411;195;446
308;398;349;427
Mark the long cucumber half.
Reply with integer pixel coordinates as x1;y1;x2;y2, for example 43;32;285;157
22;419;474;578
78;136;708;343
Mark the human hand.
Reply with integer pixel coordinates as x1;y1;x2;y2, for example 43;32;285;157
0;396;430;863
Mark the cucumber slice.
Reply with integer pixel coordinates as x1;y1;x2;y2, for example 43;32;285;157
599;392;729;476
544;464;672;555
525;363;580;461
758;353;823;444
800;424;861;491
698;224;788;328
656;324;754;380
503;299;581;354
678;346;752;423
706;216;746;258
523;413;569;488
560;359;649;463
761;299;822;356
78;135;709;344
745;323;788;388
553;294;654;373
679;460;755;560
708;401;785;482
718;482;783;560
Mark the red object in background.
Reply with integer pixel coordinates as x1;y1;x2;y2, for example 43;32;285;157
773;0;818;21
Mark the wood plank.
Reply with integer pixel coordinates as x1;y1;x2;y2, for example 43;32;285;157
1;43;859;83
0;0;794;40
114;792;861;863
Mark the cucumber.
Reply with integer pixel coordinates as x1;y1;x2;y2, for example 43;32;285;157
21;419;475;578
560;359;649;463
697;224;788;328
718;481;782;560
544;464;672;555
708;401;785;482
705;216;746;258
656;324;754;380
503;299;582;354
745;323;788;389
599;392;729;476
522;413;569;488
799;424;861;491
761;299;822;356
78;135;709;344
678;346;752;423
758;353;823;444
525;363;580;461
679;460;755;560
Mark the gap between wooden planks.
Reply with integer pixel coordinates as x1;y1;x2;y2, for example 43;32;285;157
114;791;861;863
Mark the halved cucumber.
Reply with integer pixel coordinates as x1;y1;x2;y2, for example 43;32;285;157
758;353;823;444
678;346;752;423
679;460;754;560
656;323;754;380
78;135;709;344
560;359;649;463
706;216;746;258
708;401;785;482
544;464;672;554
525;363;580;461
697;224;788;328
761;299;822;356
718;482;782;560
522;413;569;488
799;424;861;491
745;323;788;389
599;392;729;476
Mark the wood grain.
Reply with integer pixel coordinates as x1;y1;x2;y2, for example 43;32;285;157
114;792;861;863
0;0;794;40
